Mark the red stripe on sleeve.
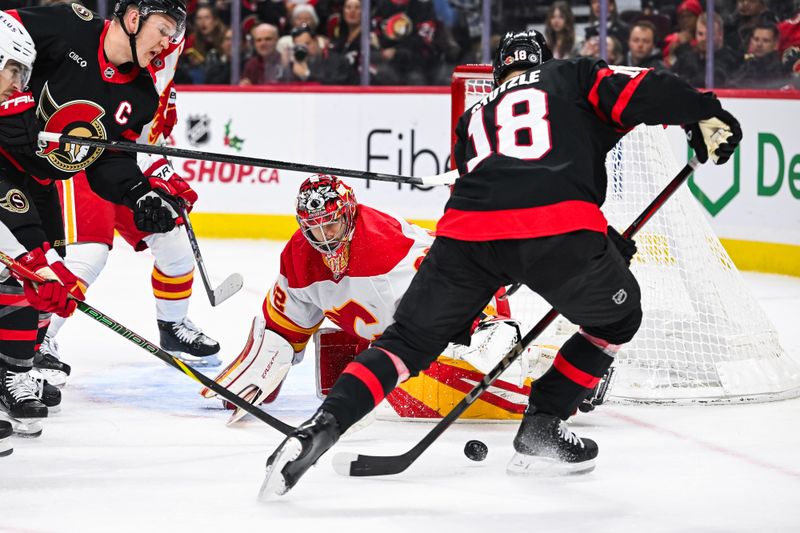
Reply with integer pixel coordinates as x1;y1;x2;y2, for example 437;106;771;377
342;361;385;406
587;68;614;123
553;353;601;389
611;70;651;127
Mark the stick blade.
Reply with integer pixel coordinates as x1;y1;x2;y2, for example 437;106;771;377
331;451;413;477
210;273;244;306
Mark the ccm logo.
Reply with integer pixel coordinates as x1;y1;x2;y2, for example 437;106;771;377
68;51;87;68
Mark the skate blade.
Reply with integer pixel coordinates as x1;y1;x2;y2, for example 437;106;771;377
167;351;222;368
10;420;43;438
0;444;12;457
506;452;595;477
257;438;303;501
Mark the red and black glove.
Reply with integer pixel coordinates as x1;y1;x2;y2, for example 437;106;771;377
16;244;86;317
145;157;198;212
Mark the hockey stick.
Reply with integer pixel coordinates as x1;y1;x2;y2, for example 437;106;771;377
37;132;459;187
332;157;701;477
0;251;294;436
178;204;243;306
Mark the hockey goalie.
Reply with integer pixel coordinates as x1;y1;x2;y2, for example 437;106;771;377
201;175;598;424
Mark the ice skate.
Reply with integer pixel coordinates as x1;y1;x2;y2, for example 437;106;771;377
507;408;598;476
158;318;221;367
34;376;61;414
33;335;71;388
0;367;47;437
258;409;341;500
0;419;12;456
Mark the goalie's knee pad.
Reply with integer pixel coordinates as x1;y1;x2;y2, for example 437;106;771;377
200;316;296;425
582;307;642;346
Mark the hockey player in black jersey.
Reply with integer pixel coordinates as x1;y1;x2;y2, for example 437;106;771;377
260;30;742;496
0;0;188;435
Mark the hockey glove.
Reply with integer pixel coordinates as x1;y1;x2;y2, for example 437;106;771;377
684;108;742;165
125;180;180;234
17;244;86;317
607;225;637;266
0;95;40;154
146;157;198;212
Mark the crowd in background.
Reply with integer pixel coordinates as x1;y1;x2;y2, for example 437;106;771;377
6;0;800;89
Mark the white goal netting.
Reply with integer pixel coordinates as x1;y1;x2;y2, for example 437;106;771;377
452;65;800;404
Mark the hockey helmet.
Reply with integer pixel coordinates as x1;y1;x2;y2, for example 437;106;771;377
296;175;358;255
0;12;36;90
492;29;552;86
114;0;187;38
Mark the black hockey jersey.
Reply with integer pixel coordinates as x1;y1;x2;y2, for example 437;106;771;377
438;57;723;241
1;4;158;204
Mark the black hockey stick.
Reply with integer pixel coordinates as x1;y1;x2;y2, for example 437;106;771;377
37;132;459;187
0;251;294;436
178;205;243;306
332;157;701;477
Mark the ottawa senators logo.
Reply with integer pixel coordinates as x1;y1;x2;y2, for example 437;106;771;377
36;83;107;172
0;189;29;213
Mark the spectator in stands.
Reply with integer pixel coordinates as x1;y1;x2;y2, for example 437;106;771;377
205;27;234;84
372;0;440;85
671;12;740;87
663;0;701;66
579;34;624;65
240;23;286;85
731;22;790;88
627;20;666;70
183;4;229;84
277;4;329;65
281;24;328;83
545;1;577;59
585;0;630;56
724;0;778;56
326;0;378;84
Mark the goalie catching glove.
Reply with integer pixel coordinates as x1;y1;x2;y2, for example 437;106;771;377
684;108;742;165
200;316;297;425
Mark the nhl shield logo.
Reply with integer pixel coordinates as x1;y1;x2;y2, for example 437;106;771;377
186;114;211;146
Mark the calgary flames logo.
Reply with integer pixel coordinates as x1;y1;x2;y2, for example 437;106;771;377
36;83;107;172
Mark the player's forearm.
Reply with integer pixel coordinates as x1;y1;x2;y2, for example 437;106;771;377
84;152;147;205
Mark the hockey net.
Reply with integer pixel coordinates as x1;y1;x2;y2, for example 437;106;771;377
451;64;800;404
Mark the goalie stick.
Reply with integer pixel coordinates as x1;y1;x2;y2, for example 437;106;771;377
178;204;243;306
0;251;294;436
332;157;701;477
37;132;459;187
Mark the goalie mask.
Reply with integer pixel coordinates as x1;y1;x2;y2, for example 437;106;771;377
493;29;552;86
296;175;358;277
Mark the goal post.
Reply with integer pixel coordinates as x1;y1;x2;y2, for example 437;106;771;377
451;64;800;405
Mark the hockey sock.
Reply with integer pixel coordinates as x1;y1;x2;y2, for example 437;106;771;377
528;332;614;419
151;266;193;322
0;282;39;372
35;312;51;352
321;347;409;432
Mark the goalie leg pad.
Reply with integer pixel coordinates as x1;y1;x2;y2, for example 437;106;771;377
201;317;295;425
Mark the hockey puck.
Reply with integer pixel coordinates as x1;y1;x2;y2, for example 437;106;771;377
464;439;488;462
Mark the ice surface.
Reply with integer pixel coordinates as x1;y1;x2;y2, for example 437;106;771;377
1;239;798;533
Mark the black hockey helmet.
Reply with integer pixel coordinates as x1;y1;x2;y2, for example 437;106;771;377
114;0;188;37
492;30;552;86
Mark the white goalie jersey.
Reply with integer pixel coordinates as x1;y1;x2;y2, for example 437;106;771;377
263;205;434;354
